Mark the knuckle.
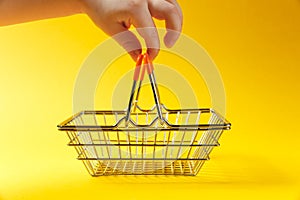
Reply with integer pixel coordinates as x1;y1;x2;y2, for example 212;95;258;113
127;0;144;8
166;4;177;14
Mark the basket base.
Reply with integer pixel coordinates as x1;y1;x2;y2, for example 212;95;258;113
81;159;206;176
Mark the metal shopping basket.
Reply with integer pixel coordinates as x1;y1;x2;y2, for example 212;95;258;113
57;53;231;176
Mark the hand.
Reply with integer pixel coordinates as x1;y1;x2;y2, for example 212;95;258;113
82;0;183;61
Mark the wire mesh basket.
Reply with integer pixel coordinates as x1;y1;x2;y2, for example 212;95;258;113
57;53;231;176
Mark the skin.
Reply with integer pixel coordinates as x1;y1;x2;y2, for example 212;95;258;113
0;0;182;61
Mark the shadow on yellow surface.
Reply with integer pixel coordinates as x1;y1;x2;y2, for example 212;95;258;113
1;152;297;199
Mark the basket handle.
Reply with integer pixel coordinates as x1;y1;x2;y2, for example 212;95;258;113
125;54;143;124
143;53;164;122
125;53;164;125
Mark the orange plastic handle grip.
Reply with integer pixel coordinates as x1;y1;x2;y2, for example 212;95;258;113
133;54;144;81
140;62;147;81
143;53;154;75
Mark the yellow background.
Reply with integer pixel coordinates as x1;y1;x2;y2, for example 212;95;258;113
1;0;300;199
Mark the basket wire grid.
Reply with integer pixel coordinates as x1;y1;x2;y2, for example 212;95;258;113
58;53;231;176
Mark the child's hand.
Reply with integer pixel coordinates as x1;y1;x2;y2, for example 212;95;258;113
82;0;183;61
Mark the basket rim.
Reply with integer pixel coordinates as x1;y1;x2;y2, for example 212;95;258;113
57;106;231;131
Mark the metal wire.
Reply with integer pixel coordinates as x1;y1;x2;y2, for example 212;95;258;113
59;106;230;176
58;53;231;176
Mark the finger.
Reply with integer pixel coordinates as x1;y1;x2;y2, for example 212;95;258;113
165;0;183;20
102;22;142;61
149;1;182;48
131;8;160;60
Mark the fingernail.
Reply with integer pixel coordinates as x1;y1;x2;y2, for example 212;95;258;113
147;48;159;60
130;49;142;61
164;36;175;48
